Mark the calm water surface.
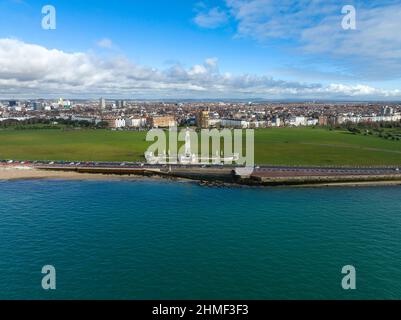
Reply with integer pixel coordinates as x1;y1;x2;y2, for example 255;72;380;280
0;180;401;299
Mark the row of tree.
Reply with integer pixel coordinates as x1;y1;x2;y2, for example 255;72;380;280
333;121;401;141
0;118;109;129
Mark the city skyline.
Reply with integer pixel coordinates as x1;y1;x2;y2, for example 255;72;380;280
1;0;401;100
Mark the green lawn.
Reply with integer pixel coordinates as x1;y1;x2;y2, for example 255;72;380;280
0;129;148;162
0;127;400;166
254;128;401;166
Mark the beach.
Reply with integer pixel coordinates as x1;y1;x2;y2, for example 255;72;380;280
0;167;146;181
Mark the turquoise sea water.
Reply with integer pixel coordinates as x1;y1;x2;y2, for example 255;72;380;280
0;179;401;300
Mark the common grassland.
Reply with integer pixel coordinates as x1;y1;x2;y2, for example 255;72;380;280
0;127;400;166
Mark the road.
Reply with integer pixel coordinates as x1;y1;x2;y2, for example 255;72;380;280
2;159;401;179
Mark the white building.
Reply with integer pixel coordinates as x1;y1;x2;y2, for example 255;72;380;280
115;118;126;128
288;116;306;127
307;118;319;126
126;117;147;128
208;118;221;127
337;114;401;124
220;119;250;128
271;117;281;127
71;115;101;124
145;129;239;165
105;117;127;128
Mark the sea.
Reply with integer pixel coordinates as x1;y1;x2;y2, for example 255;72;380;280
0;179;401;300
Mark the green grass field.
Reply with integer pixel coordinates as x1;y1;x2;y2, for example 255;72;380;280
0;127;400;166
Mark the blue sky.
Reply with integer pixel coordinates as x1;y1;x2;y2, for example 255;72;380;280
0;0;288;73
0;0;401;99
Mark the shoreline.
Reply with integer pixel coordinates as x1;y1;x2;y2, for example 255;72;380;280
1;167;401;188
0;167;185;183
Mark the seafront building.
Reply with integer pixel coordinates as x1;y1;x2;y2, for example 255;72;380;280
125;117;147;128
148;116;177;128
1;98;401;130
103;117;126;129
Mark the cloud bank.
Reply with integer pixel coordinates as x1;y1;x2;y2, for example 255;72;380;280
0;38;399;99
197;0;401;82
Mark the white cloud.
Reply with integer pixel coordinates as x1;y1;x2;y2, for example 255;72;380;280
205;57;218;68
322;84;401;97
0;38;399;99
300;3;401;80
221;0;401;81
194;7;229;28
226;0;337;40
97;38;113;49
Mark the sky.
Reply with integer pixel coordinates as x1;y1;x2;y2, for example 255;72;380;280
1;0;401;100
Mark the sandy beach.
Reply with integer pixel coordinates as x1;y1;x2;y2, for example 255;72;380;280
0;167;148;181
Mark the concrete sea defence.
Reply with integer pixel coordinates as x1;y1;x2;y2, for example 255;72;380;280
34;164;401;187
2;162;401;187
